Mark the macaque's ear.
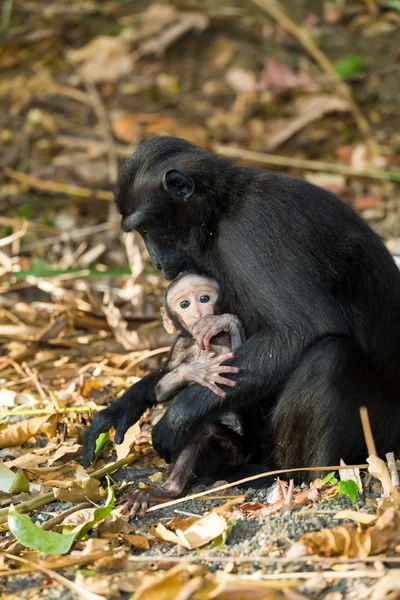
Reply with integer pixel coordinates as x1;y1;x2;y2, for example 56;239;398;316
163;170;195;201
160;307;177;334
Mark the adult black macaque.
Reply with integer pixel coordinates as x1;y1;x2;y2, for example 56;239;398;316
85;136;400;480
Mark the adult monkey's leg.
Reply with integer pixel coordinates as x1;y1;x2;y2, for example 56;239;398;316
270;336;396;479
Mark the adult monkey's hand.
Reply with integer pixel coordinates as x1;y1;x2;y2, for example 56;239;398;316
82;396;147;468
82;371;162;468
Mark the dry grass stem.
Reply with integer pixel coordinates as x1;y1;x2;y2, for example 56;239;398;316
360;406;377;456
147;464;369;513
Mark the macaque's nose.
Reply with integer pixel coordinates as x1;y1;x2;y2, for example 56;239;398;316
192;305;202;318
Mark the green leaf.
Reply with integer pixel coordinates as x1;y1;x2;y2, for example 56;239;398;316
95;432;110;456
322;471;338;485
8;508;76;554
334;56;367;79
9;471;30;494
338;480;359;504
8;477;115;554
382;0;400;11
74;477;115;539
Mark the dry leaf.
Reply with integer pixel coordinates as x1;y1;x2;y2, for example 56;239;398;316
54;477;105;503
67;36;133;83
148;471;163;483
156;512;227;549
333;510;377;525
211;571;301;599
265;94;349;151
131;563;206;600
114;421;140;461
300;508;400;557
122;534;150;550
137;7;208;58
211;495;246;517
49;443;81;465
367;569;400;600
367;455;393;499
97;514;135;535
60;508;97;528
4;454;48;469
0;414;58;448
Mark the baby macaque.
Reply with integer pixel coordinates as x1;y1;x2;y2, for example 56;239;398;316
119;273;249;517
156;272;244;401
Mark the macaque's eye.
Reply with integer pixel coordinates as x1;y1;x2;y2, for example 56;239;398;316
199;295;210;303
180;300;190;309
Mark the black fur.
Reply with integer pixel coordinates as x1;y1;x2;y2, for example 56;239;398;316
96;136;400;480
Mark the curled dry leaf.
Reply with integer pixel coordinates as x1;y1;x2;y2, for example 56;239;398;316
155;512;227;549
367;455;393;499
300;508;400;557
114;421;140;460
132;563;204;600
0;414;59;448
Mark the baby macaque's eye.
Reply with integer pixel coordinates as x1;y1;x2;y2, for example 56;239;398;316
199;295;210;303
180;300;190;309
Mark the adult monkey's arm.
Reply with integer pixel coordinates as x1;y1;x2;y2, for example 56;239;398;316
82;369;164;467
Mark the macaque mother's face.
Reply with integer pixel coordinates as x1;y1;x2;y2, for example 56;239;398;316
167;275;219;332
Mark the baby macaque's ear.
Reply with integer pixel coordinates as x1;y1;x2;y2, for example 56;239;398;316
160;307;177;334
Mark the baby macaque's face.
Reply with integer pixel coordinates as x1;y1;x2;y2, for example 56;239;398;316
167;275;219;332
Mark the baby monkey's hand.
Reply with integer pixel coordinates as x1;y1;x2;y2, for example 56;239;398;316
178;352;239;398
192;314;243;351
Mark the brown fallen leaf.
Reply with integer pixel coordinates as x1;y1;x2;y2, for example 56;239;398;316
48;443;81;465
4;453;47;469
163;515;199;531
121;534;150;550
136;6;208;58
96;514;136;535
265;94;349;151
0;414;59;448
114;421;141;461
300;508;400;557
132;563;203;600
54;477;105;503
333;510;377;525
67;36;134;83
211;494;246;517
367;455;393;499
